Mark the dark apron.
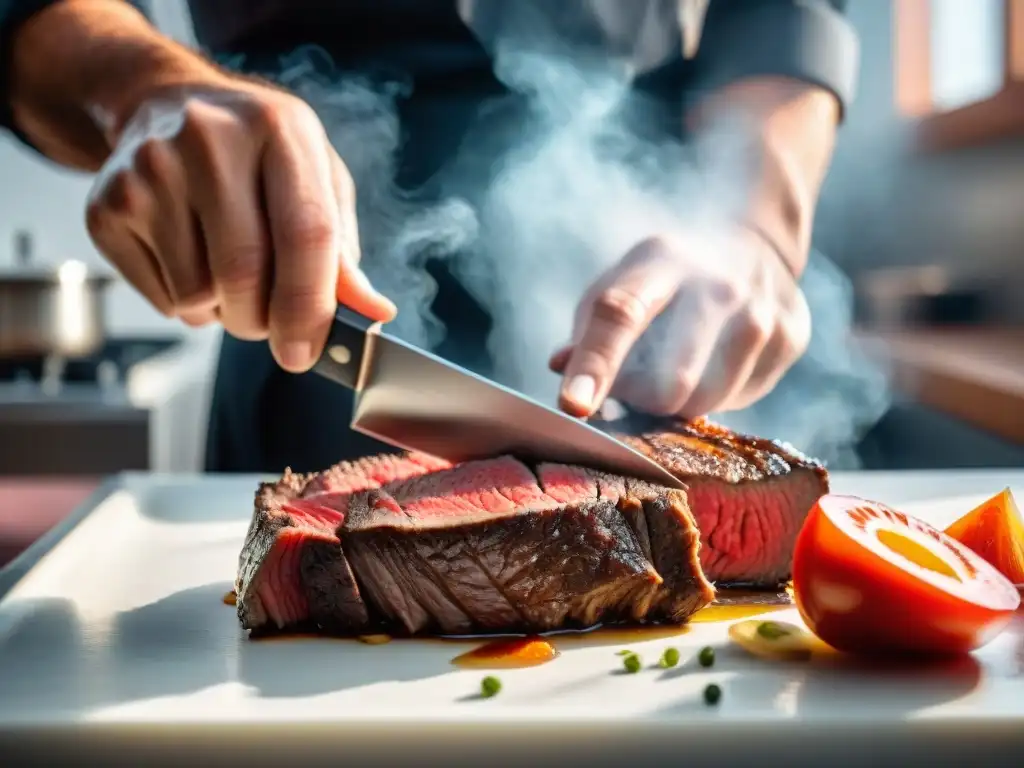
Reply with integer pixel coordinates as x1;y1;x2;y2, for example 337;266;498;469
203;43;688;474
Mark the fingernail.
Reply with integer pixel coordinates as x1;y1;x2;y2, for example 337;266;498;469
279;341;313;372
565;374;596;409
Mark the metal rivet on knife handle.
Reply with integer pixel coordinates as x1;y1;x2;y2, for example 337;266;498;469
329;345;352;365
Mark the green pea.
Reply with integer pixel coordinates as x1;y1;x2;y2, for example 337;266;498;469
622;653;642;674
659;647;680;668
698;645;715;668
481;675;502;698
704;683;722;706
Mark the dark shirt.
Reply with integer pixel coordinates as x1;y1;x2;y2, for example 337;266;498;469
189;0;858;107
2;0;859;142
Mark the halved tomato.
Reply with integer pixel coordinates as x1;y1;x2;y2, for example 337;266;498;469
792;494;1021;656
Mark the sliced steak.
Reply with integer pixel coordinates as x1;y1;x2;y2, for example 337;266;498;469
611;417;830;586
235;452;452;632
535;463;710;622
339;456;713;635
235;416;825;636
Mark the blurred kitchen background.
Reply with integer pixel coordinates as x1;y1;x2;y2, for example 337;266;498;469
1;0;1023;563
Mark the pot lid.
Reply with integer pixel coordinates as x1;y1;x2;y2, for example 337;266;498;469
0;259;116;286
4;231;116;285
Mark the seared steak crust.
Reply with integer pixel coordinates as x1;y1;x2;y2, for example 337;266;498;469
235;418;827;635
236;454;715;635
609;417;830;585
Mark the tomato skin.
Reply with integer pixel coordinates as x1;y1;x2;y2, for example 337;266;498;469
792;500;1018;656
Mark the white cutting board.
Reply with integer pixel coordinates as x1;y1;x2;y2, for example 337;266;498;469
0;470;1022;766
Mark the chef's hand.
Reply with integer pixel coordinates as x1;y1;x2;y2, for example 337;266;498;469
85;80;397;372
549;227;811;419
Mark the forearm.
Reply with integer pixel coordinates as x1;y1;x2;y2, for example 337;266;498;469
6;0;225;170
690;77;840;278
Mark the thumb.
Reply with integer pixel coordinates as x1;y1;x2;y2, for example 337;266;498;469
329;151;397;323
335;263;397;323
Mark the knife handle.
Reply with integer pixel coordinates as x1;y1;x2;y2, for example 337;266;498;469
312;306;377;391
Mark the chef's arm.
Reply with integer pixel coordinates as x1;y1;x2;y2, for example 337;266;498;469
686;0;859;278
0;0;226;171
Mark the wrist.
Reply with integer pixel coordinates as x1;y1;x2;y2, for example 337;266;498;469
90;54;232;148
737;138;814;278
10;0;229;165
690;77;838;280
736;218;801;281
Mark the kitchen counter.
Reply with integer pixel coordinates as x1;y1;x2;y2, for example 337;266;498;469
0;478;99;568
857;327;1024;445
0;382;151;476
0;469;1022;766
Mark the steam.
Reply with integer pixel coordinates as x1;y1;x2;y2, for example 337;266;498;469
272;48;480;349
461;50;767;401
260;37;889;469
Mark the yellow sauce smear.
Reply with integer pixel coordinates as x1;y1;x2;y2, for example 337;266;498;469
451;636;560;669
358;634;393;645
689;603;786;623
690;585;794;623
222;590;237;606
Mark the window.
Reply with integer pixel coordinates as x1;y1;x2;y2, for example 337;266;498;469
895;0;1024;151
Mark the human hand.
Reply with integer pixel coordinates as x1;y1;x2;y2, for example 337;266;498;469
85;77;397;372
549;228;811;419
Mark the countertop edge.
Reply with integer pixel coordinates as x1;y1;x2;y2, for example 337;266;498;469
0;475;126;601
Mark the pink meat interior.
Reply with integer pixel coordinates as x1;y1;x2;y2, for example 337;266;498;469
379;457;566;519
248;453;450;629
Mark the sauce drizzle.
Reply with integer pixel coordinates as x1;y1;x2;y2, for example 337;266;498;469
691;586;793;623
230;582;800;670
451;637;559;669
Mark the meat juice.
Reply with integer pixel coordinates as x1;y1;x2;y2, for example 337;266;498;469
232;584;794;668
451;637;560;669
449;595;792;669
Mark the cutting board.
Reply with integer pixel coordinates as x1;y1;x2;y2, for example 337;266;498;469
0;470;1022;767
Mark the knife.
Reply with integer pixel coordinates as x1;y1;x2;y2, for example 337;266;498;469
311;306;685;489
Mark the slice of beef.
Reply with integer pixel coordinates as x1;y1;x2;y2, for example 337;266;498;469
535;464;710;622
235;451;452;632
610;417;830;586
235;413;821;636
338;456;713;635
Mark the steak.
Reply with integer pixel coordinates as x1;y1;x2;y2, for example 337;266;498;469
608;417;830;586
235;419;828;635
236;454;715;635
235;451;453;632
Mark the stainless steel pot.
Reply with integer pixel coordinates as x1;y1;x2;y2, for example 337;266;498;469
0;231;113;358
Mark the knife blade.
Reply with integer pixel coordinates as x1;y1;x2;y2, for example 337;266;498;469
311;306;685;489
